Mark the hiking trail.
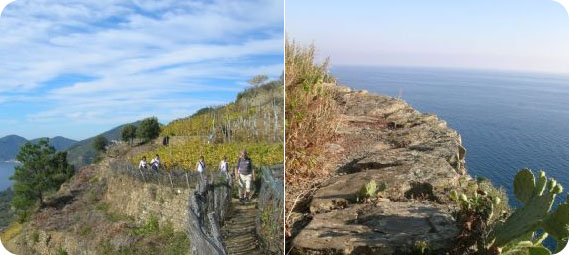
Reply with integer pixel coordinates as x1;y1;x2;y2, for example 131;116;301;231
222;198;262;255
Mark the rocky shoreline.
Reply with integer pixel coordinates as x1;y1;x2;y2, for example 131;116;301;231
290;84;471;254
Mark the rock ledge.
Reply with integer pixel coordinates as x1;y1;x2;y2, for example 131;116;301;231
291;85;468;254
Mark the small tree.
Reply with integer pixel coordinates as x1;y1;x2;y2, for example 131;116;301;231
93;135;108;153
121;125;137;144
137;117;160;142
10;139;74;220
248;74;269;87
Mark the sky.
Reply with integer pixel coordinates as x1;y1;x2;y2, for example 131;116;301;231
286;0;569;75
0;0;283;140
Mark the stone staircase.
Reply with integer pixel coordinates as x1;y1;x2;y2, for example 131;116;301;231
223;198;262;255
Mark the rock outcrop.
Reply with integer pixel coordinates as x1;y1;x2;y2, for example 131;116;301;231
291;85;468;254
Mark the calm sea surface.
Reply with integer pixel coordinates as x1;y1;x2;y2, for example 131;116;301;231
332;66;569;204
0;162;15;191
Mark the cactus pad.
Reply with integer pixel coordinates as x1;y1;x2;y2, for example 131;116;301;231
492;169;568;249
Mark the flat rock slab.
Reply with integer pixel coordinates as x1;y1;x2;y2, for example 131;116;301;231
310;157;460;213
293;202;458;255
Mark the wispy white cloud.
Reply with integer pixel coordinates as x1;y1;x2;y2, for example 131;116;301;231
0;0;283;139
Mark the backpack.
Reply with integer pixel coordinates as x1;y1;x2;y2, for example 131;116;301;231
237;157;252;175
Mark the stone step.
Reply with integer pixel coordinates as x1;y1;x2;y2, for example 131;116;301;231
292;201;458;255
223;198;263;255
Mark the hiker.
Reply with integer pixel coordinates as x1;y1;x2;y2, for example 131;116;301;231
196;156;206;174
235;149;254;202
219;156;229;173
139;156;148;171
150;154;160;171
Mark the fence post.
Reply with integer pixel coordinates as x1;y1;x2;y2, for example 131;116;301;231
186;172;190;190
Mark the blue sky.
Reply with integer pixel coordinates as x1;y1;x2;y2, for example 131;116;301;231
0;0;283;140
286;0;569;75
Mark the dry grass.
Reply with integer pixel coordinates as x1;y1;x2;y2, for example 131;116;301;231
285;40;343;237
285;40;339;182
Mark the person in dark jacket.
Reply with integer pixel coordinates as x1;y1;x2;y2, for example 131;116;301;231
234;149;254;202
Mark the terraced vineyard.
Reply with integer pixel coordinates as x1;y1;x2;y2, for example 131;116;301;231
130;138;283;171
131;80;283;171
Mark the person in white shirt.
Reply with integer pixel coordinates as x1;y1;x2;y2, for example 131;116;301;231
150;154;160;171
139;156;148;170
196;156;206;174
219;156;229;173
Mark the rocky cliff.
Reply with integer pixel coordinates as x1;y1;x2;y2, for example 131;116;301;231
290;85;469;254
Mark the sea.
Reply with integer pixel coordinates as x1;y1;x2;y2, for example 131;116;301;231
0;162;15;191
332;66;569;206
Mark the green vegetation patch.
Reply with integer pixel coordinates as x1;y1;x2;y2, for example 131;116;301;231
99;217;189;255
0;188;14;229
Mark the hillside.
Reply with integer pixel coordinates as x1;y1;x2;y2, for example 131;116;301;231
0;135;77;161
138;80;284;170
0;135;27;161
2;78;284;255
163;80;283;142
65;121;141;168
30;136;77;151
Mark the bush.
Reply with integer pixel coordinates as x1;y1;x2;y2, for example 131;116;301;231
93;135;108;152
132;214;160;236
57;247;68;255
137;117;161;142
121;125;137;144
285;40;339;181
32;232;39;243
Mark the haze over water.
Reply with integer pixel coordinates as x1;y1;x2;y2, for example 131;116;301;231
0;162;15;191
332;66;569;204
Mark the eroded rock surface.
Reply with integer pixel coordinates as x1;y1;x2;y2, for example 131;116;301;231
291;85;467;254
295;202;458;255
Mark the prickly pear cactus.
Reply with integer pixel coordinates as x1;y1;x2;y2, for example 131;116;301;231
357;180;378;201
490;168;569;253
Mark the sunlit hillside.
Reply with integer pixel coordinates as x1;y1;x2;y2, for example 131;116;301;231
132;78;284;170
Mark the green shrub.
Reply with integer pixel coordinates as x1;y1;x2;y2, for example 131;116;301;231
95;202;110;212
79;226;92;236
57;247;68;255
121;125;137;144
31;232;39;243
132;214;160;236
137;117;161;142
356;180;387;202
93;135;108;153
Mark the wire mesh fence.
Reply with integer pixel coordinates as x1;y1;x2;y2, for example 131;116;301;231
108;159;283;255
256;164;284;254
187;171;233;255
109;160;205;190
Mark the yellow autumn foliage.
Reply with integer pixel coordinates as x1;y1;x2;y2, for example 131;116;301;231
130;138;283;171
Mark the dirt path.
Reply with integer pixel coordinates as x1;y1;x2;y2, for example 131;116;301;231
222;198;262;255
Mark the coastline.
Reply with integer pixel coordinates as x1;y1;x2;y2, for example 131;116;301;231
1;160;20;164
288;83;494;254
